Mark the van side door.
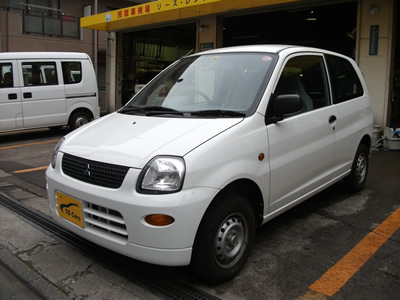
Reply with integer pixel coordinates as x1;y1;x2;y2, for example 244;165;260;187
0;61;23;131
266;54;338;213
19;60;66;128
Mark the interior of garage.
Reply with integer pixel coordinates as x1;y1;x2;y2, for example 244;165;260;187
221;2;358;58
121;23;197;104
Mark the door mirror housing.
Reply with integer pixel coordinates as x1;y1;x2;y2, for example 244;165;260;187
266;94;303;124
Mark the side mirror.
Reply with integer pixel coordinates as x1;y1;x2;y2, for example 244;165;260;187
266;94;303;124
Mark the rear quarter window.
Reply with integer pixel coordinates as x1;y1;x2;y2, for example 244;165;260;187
62;62;82;84
326;54;363;104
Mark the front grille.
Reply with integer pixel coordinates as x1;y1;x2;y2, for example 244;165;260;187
84;202;128;242
62;153;129;189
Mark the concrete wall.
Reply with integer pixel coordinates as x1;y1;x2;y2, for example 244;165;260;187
197;16;218;52
357;0;394;129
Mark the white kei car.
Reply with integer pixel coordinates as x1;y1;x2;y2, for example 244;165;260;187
46;45;373;283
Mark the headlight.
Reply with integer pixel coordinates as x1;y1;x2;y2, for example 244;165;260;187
138;156;185;194
51;137;65;168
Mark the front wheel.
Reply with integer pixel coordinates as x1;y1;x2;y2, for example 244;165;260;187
191;194;255;284
69;111;91;130
343;144;369;192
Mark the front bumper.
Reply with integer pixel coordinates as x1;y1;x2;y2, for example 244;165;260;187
46;155;216;266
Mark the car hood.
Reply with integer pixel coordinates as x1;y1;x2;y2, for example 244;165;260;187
61;112;243;168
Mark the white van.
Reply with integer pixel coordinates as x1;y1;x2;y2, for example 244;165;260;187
0;52;100;132
46;45;373;284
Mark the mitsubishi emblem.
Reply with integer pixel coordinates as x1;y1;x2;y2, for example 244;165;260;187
84;164;91;177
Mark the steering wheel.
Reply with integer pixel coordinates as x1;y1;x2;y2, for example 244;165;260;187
185;90;212;104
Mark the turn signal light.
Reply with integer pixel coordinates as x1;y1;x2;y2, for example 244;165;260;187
145;214;175;226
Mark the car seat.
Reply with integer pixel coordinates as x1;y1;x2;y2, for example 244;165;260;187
2;72;13;87
275;74;313;112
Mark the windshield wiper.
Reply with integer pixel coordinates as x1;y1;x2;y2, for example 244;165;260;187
119;106;181;115
119;107;246;118
190;110;246;117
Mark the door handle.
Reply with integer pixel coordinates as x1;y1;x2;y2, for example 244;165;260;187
8;93;17;100
23;92;32;99
328;115;337;124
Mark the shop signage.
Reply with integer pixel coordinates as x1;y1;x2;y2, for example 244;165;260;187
106;0;221;23
200;42;214;52
369;25;379;56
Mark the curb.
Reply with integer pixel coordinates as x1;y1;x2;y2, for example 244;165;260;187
0;245;69;300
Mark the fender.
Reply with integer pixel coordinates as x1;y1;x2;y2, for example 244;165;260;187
183;114;271;215
66;98;100;120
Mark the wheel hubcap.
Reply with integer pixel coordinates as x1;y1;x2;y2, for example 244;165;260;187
215;213;247;268
355;153;367;184
75;116;88;128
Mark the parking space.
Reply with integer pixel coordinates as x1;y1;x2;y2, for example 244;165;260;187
0;129;399;299
0;128;67;187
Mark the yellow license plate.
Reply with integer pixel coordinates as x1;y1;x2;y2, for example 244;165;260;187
57;192;84;228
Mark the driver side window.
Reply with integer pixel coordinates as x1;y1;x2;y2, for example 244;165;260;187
272;55;330;118
0;63;13;88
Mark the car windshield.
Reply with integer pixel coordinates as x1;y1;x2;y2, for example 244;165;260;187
120;52;276;117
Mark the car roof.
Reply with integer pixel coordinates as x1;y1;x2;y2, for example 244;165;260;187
0;52;91;60
194;44;342;57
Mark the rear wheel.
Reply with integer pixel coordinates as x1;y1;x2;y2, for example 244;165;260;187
69;111;91;130
191;194;255;283
343;144;369;192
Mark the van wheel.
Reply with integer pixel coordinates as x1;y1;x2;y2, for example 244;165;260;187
69;111;91;130
191;194;255;284
343;144;369;193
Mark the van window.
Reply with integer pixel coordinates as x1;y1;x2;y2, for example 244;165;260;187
22;62;58;86
272;55;329;118
326;55;363;103
0;63;13;88
62;62;82;84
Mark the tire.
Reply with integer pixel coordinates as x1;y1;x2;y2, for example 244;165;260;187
343;143;369;193
191;194;255;284
69;111;91;130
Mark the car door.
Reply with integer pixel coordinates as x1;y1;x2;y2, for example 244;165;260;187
0;61;23;131
325;54;371;177
19;59;66;128
266;53;339;213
